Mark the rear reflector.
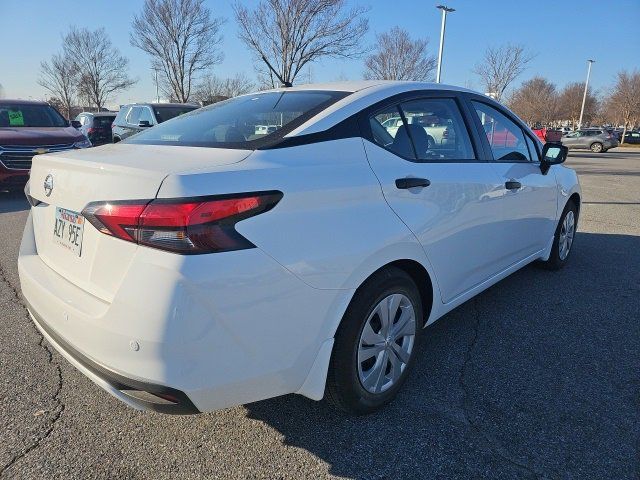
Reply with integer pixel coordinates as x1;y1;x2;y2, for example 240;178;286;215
82;191;282;254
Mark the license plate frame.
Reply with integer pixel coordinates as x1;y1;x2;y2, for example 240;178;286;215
53;207;85;257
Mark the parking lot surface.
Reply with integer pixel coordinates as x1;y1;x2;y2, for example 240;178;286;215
1;149;638;479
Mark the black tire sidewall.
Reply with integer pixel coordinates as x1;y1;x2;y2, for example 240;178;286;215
328;268;423;414
546;201;578;269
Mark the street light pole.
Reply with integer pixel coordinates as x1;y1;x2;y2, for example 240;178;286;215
577;59;595;130
435;5;455;83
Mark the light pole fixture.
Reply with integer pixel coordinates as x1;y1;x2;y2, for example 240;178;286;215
435;5;455;83
578;59;595;130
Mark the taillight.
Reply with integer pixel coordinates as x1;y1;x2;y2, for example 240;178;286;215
87;127;95;134
82;191;282;254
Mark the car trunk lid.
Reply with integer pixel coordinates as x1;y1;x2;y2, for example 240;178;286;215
27;143;252;301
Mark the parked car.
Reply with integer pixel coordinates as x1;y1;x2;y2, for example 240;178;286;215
73;112;117;146
558;126;573;135
561;128;619;152
532;127;563;143
112;103;199;142
0;100;90;192
381;113;452;146
622;131;640;144
20;81;580;415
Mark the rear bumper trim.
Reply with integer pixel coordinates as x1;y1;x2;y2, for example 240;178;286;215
25;299;200;415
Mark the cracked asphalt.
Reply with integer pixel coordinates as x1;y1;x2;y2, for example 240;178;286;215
1;148;639;479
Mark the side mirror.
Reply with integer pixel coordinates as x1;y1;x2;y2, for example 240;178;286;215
540;143;568;174
71;120;82;129
138;120;152;128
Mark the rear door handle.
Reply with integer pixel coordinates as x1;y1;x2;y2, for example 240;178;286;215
505;181;521;190
395;177;431;189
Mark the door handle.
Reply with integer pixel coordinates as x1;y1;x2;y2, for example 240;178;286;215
395;177;431;189
505;180;521;190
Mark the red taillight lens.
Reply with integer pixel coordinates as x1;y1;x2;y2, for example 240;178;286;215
87;127;95;134
82;192;282;254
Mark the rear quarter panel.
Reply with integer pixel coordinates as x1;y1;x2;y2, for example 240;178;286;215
157;138;438;298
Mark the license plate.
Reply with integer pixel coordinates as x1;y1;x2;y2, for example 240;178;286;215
53;207;85;257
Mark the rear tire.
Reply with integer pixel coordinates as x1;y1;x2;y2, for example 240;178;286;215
326;267;423;415
540;200;578;270
590;142;603;153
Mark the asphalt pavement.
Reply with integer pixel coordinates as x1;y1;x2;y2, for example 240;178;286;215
1;148;638;479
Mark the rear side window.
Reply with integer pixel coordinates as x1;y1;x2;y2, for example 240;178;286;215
125;91;349;149
471;101;531;162
114;107;130;125
127;107;142;125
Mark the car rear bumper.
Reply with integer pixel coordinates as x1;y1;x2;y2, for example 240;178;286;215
18;211;351;413
27;301;200;414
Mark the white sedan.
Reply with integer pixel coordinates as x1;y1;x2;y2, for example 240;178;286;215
19;81;580;415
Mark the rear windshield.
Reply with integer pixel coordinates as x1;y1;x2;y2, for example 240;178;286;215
153;106;198;123
125;91;349;149
0;104;67;128
93;116;116;127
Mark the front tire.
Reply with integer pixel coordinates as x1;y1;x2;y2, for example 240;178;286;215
590;142;603;153
326;267;423;415
541;201;577;270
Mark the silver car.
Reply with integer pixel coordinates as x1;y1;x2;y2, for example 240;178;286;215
561;129;619;153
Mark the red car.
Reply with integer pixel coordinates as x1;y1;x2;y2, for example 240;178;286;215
0;100;90;192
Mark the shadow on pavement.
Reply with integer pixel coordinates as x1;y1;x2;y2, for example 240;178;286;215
0;191;29;214
244;232;640;479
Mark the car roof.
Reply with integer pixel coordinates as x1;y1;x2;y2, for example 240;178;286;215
264;80;473;95
80;111;116;116
0;99;49;106
121;103;198;108
270;81;476;137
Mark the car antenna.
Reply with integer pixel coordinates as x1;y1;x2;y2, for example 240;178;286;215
261;55;292;88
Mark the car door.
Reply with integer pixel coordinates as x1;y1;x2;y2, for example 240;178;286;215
468;99;558;265
362;93;509;304
562;131;581;148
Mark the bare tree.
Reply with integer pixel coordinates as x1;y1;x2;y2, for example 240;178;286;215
507;76;558;126
63;27;136;110
38;53;77;119
557;82;598;129
606;70;640;143
131;0;225;102
193;73;255;104
473;44;535;102
364;27;436;81
234;0;369;87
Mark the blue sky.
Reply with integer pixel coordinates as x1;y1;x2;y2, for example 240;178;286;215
1;0;638;107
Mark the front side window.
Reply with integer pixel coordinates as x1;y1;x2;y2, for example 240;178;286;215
399;98;475;161
126;91;348;149
0;104;67;128
472;101;531;162
139;108;154;125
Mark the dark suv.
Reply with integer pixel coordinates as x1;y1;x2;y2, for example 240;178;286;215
112;103;198;142
74;111;117;146
0;100;90;191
